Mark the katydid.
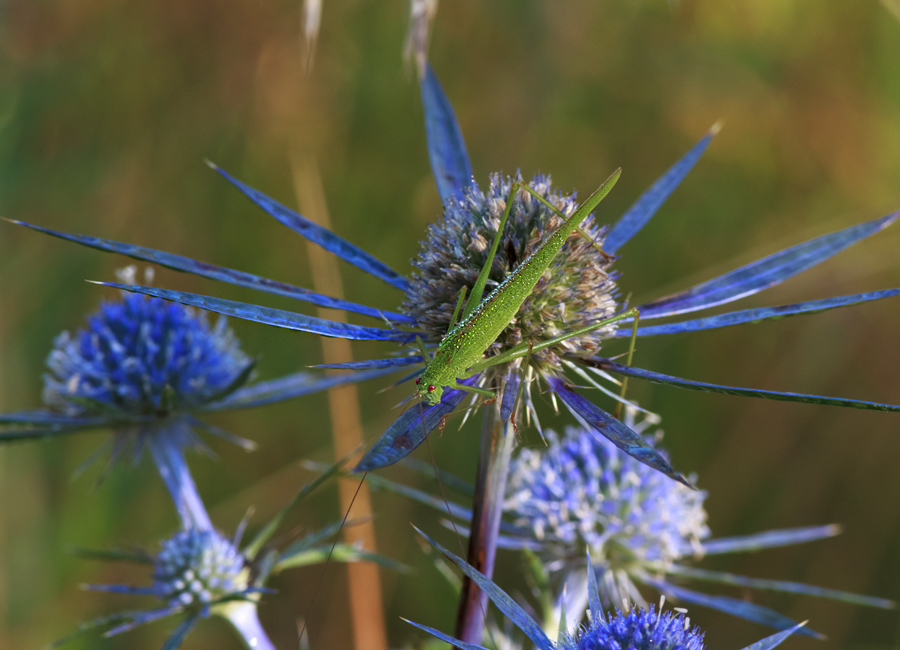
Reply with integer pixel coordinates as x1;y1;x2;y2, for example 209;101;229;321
414;167;623;405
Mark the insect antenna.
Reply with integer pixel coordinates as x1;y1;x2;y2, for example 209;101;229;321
296;473;368;645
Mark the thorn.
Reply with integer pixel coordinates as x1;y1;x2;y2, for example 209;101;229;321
710;120;723;135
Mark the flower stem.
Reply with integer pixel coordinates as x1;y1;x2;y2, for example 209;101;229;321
454;396;516;643
147;425;212;531
222;600;277;650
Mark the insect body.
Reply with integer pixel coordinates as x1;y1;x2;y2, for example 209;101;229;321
415;168;622;405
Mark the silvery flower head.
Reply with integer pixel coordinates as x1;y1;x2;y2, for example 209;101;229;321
9;62;900;483
383;408;892;635
505;417;708;608
68;461;400;649
152;528;249;610
406;527;807;650
497;411;893;634
77;525;265;649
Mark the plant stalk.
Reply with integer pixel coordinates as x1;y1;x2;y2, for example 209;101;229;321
454;394;516;643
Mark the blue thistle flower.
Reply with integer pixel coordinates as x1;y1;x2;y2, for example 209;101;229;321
504;421;708;585
375;409;893;636
7;63;900;483
43;290;249;419
62;460;403;649
406;527;807;650
560;606;705;650
0;274;392;527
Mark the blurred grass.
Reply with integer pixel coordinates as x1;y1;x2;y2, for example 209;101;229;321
1;1;900;648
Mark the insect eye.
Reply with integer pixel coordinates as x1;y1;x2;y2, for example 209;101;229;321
427;385;436;392
415;378;421;385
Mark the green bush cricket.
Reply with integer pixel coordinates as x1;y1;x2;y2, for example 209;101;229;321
413;167;634;406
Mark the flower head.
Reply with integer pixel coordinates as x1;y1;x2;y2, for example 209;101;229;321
43;291;249;419
407;527;806;650
68;461;399;649
560;606;704;650
382;408;892;632
505;421;708;599
153;528;249;609
403;173;619;387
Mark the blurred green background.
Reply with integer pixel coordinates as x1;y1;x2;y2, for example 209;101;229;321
1;1;900;648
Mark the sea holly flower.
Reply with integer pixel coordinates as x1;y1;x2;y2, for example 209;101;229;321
6;64;900;482
406;526;807;650
369;410;894;636
57;461;403;649
0;275;393;528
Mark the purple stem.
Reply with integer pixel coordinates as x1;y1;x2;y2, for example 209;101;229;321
454;396;516;643
147;425;213;531
223;601;277;650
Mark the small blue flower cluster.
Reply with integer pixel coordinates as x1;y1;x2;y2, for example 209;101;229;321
561;606;705;650
43;292;248;417
505;423;708;570
153;529;248;608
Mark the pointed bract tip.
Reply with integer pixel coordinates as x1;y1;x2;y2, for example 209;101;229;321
204;159;221;171
0;216;22;225
825;523;843;537
710;120;724;135
883;210;900;228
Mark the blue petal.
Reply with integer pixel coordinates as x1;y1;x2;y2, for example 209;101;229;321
208;163;409;291
414;527;555;650
585;555;605;624
547;377;693;488
698;525;840;555
7;219;413;324
638;211;900;319
82;584;157;596
500;367;519;424
604;128;717;254
105;607;181;637
98;282;417;342
0;410;115;427
619;288;900;337
666;565;895;609
421;64;476;204
597;359;900;412
353;377;476;472
740;623;808;650
645;579;821;638
162;614;200;650
310;356;424;370
402;619;490;650
204;367;400;412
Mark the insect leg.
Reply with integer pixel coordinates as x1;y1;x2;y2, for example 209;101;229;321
515;183;612;259
613;308;640;420
509;342;534;434
466;307;639;373
416;336;432;362
448;286;468;330
450;382;496;398
461;181;526;321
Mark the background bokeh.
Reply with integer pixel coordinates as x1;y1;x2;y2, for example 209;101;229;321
1;1;900;648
